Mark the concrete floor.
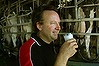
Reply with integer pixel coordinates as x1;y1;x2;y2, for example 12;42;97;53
67;61;99;66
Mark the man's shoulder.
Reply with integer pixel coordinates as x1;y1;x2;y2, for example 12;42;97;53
21;37;41;49
23;38;35;45
20;38;35;49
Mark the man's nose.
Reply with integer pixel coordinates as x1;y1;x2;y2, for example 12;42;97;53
56;23;61;30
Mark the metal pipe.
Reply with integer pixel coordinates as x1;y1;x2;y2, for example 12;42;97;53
59;33;99;35
32;0;34;10
1;22;31;28
63;3;99;9
2;32;32;34
76;0;84;5
75;0;78;19
2;32;99;36
61;18;99;22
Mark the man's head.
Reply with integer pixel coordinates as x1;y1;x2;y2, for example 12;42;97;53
32;4;59;32
32;4;61;43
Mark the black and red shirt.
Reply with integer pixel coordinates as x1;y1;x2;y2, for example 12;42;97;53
19;33;57;66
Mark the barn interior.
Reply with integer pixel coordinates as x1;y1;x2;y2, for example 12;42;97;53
0;0;99;66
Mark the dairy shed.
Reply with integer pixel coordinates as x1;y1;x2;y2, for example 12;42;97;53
0;0;99;66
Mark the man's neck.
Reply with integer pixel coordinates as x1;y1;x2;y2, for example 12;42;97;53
37;33;51;44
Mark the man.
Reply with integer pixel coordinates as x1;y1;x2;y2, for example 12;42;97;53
19;4;78;66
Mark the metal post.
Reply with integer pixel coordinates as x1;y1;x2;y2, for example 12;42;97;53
75;0;78;19
18;0;21;12
96;0;99;58
32;0;34;10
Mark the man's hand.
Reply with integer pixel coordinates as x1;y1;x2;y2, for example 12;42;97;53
54;38;78;66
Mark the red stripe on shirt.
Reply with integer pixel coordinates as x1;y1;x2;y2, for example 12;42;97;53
19;38;35;66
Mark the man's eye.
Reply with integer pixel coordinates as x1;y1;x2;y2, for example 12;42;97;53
50;22;56;24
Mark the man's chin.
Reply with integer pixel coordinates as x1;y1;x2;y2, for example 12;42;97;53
53;36;58;40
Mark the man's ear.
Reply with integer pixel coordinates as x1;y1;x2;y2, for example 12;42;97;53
36;22;42;31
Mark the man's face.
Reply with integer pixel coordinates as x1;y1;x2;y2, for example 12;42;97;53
38;10;61;43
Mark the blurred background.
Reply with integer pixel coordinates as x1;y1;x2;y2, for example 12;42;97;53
0;0;99;66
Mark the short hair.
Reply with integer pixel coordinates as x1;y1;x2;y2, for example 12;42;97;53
31;4;58;33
